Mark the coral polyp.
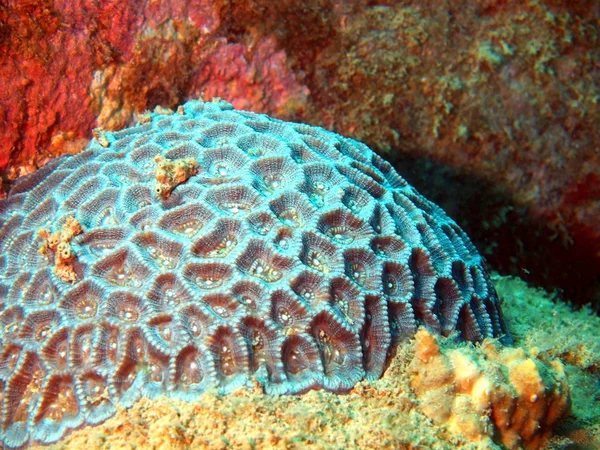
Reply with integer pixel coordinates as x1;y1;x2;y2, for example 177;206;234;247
0;98;510;448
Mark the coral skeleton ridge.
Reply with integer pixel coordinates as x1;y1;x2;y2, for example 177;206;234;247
0;98;511;448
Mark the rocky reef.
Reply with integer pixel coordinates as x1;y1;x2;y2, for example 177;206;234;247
0;0;597;310
0;1;598;448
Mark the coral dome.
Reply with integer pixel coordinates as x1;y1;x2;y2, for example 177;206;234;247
0;99;510;447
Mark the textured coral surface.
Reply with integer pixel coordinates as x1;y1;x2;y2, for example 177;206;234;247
0;99;510;447
28;274;596;450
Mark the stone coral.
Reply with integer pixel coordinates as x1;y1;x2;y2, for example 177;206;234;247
0;98;510;448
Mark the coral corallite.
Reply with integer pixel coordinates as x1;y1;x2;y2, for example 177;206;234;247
0;99;510;447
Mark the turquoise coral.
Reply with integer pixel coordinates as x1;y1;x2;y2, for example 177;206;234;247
0;99;510;448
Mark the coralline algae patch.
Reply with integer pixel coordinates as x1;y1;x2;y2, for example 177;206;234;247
0;98;512;448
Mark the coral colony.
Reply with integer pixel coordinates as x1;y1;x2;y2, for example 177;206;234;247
0;99;510;447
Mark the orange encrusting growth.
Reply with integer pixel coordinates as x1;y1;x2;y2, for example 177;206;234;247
153;155;199;199
38;216;83;283
409;329;571;450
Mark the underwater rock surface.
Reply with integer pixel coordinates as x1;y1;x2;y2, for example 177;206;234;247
0;99;510;447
